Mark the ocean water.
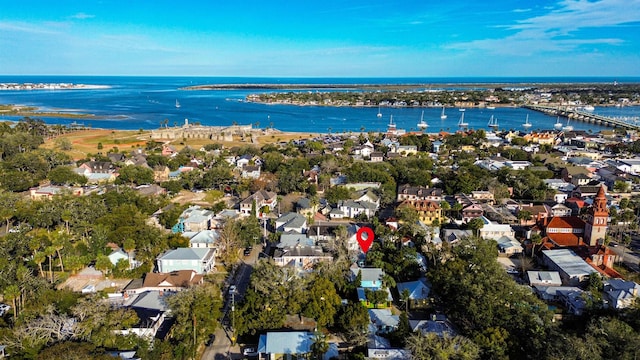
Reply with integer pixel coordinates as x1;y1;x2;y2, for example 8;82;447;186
0;76;638;133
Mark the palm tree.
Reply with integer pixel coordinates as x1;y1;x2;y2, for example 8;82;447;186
123;238;136;270
4;284;20;322
310;332;329;360
34;252;46;278
44;246;56;283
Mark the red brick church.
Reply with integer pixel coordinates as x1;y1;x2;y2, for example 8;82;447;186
538;185;619;276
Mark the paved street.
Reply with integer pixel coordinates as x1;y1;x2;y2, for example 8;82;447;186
201;245;262;360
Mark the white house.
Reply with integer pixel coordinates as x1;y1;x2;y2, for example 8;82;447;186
156;248;215;274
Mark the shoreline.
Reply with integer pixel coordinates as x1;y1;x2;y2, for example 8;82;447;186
0;83;111;91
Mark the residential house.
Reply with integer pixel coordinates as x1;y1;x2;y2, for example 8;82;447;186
182;230;219;249
273;245;333;270
477;216;515;240
153;165;170;182
496;236;524;256
332;200;378;219
257;331;338;360
603;279;640;309
369;308;399;334
461;203;484;223
241;165;261;179
351;267;385;289
240;190;278;217
397;185;443;202
156;248;215;274
550;203;572;217
533;285;583;302
173;206;214;233
161;144;177;157
29;185;83;200
107;248;140;268
396;278;431;310
442;229;473;245
275;212;308;233
527;271;562;287
370;152;384;162
558;288;588;315
395;145;418;156
505;160;532;170
124;270;204;295
114;290;171;340
398;199;443;226
471;191;495;204
409;314;456;337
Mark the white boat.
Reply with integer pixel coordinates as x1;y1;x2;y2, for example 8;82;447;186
522;115;532;129
175;99;181;108
459;108;466;112
486;105;496;110
377;104;382;118
440;106;447;120
387;115;396;133
417;110;428;130
582;105;595;111
487;115;498;129
458;112;468;128
563;118;574;132
554;116;563;130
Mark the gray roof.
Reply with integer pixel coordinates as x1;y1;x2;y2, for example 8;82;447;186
276;212;307;229
351;267;384;283
278;233;315;248
542;249;597;278
396;278;431;300
129;290;171;311
368;309;399;328
158;248;211;261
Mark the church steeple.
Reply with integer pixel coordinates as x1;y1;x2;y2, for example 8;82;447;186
584;185;608;247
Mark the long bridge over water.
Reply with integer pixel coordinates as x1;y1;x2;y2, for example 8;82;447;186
524;104;640;131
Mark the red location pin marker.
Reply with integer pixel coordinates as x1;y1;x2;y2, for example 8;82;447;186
356;227;375;254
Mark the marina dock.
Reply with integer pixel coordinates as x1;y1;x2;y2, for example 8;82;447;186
524;104;640;131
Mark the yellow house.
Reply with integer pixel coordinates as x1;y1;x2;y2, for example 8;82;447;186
399;199;443;225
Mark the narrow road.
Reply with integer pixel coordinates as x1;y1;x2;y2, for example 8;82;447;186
201;245;261;360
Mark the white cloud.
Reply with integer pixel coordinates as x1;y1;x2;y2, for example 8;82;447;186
447;0;639;55
70;13;95;20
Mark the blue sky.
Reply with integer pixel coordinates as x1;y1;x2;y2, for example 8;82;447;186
1;0;639;77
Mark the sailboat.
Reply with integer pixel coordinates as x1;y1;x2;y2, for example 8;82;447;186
458;112;468;128
175;99;181;108
563;117;574;132
487;115;499;129
377;104;382;118
522;115;532;129
417;110;428;130
387;115;397;134
440;106;447;120
554;116;563;130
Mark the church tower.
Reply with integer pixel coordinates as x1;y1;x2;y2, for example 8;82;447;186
584;185;608;247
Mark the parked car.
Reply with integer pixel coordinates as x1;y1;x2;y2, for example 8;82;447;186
229;285;237;294
205;334;216;346
0;303;11;316
243;247;252;256
243;347;258;357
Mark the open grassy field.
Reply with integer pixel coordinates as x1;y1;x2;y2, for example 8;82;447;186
43;128;322;160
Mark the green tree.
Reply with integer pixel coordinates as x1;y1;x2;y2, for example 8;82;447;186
167;283;222;359
310;332;329;360
406;332;480;360
303;276;342;329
